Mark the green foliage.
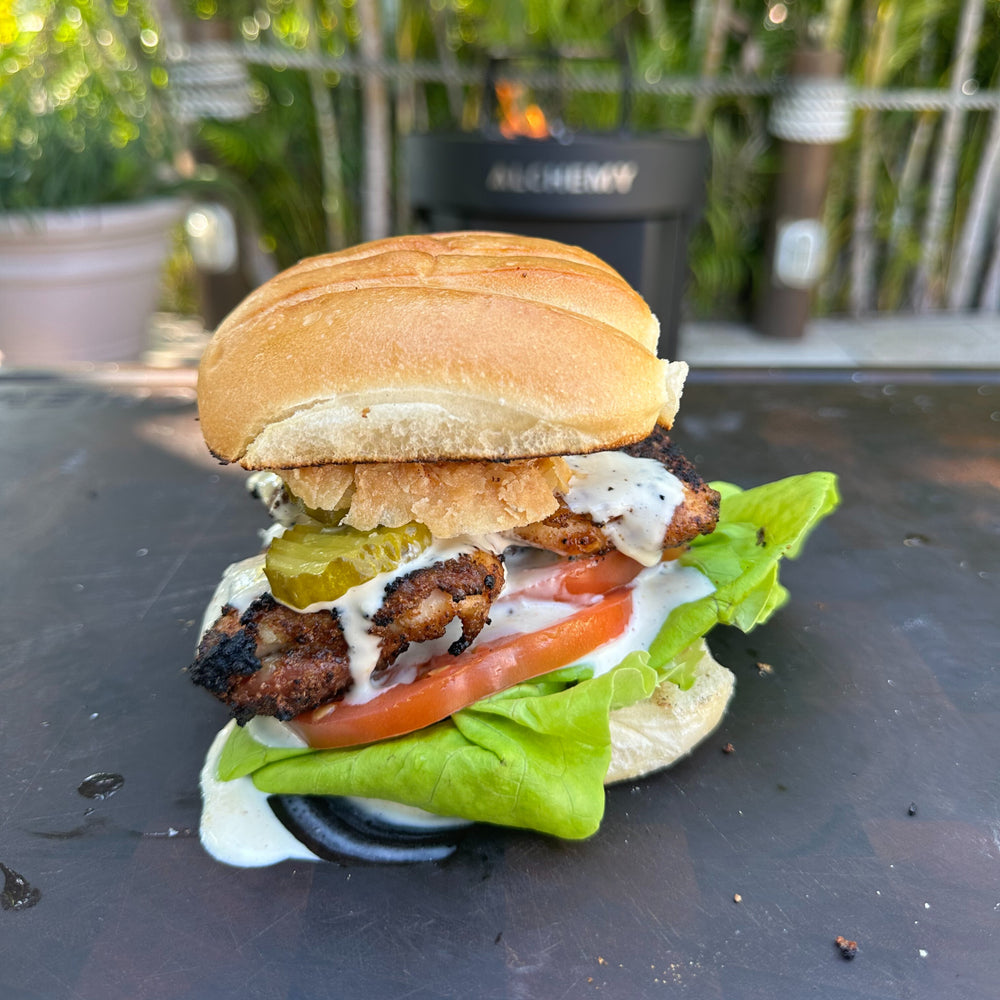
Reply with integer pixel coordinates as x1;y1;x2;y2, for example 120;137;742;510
0;0;178;210
688;111;776;318
816;0;1000;312
197;65;331;267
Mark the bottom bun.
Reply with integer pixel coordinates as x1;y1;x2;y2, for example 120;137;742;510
605;639;734;785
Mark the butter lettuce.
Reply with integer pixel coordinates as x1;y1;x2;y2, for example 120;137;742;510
218;472;839;839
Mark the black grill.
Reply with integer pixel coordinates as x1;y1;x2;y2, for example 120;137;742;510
406;128;707;359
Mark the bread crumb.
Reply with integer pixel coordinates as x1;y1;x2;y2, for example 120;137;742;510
835;935;858;960
733;893;742;903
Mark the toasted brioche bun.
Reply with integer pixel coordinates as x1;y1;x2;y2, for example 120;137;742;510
197;232;687;468
605;640;734;785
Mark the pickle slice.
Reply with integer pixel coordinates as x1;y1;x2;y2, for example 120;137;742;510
265;522;432;609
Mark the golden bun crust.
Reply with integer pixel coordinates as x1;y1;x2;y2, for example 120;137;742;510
605;640;734;784
197;232;686;467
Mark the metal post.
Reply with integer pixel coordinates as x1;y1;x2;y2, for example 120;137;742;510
756;50;851;339
168;18;261;328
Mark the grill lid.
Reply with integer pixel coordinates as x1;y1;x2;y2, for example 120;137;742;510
407;132;708;220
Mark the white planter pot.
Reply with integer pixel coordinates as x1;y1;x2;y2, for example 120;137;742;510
0;198;183;366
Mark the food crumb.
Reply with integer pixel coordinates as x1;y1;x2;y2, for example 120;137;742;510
756;662;774;676
918;949;928;958
733;893;742;904
835;935;859;960
597;957;607;966
722;742;735;754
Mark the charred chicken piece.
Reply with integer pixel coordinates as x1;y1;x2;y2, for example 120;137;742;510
512;427;720;558
190;549;505;723
370;548;504;679
622;428;721;547
190;594;351;724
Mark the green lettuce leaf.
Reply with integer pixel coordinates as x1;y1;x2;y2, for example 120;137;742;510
218;471;839;839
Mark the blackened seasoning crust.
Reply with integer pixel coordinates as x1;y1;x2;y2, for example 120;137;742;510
191;595;351;723
190;550;505;723
370;549;505;680
620;425;701;481
621;426;721;541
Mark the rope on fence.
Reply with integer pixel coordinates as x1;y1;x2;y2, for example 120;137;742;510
166;41;1000;114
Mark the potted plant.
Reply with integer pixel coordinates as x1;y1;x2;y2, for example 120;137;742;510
0;0;183;365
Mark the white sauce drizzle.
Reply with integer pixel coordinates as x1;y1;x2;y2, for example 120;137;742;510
199;721;320;867
567;560;713;676
562;452;686;566
245;470;305;526
246;714;308;749
290;533;510;705
198;534;506;704
340;798;472;830
198;553;269;639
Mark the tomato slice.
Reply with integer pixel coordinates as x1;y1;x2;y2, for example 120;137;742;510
517;549;644;601
290;586;634;749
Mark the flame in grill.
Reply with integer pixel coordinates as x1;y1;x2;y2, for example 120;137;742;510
495;80;550;139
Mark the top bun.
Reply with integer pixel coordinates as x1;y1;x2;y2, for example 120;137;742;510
197;232;687;468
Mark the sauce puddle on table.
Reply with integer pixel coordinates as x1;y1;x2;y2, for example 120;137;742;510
77;772;124;800
1;863;41;912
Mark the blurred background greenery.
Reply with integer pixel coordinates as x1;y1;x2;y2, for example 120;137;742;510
3;0;1000;323
0;0;178;207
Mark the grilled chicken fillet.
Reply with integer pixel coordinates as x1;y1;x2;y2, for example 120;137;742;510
512;427;720;558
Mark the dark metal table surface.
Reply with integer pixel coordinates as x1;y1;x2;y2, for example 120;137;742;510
1;369;998;1000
